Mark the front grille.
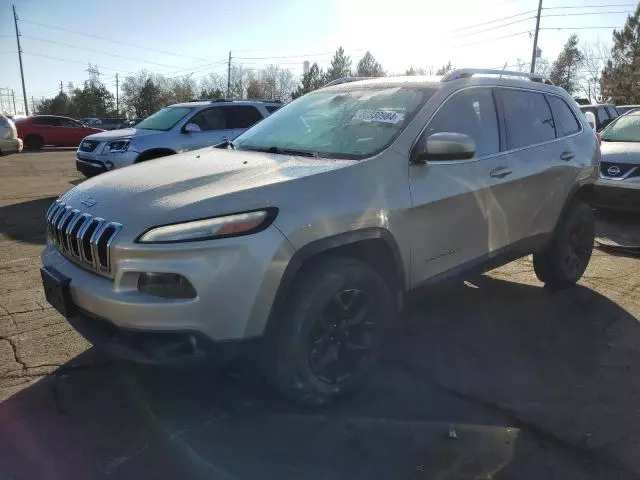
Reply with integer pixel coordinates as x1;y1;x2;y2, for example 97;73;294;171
79;140;100;152
600;161;638;179
45;200;122;276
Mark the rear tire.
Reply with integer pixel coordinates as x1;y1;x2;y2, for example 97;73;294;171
268;256;393;406
533;202;595;288
24;135;44;151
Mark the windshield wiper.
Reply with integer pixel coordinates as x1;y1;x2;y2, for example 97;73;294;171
241;146;318;158
214;139;235;149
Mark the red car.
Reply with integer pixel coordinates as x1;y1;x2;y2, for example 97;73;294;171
15;115;104;150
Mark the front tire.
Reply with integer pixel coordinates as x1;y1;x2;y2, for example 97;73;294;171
268;257;393;406
24;135;44;150
533;202;595;288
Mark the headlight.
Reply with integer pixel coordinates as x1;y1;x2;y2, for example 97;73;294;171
102;139;131;154
137;209;277;243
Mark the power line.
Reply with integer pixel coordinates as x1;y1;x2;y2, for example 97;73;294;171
544;3;636;9
451;30;531;49
451;16;536;39
542;11;632;18
449;10;537;33
234;49;365;60
18;18;211;62
22;35;183;69
540;26;622;30
21;51;136;74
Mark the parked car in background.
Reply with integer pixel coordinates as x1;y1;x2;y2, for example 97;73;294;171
0;113;23;155
43;70;599;405
75;98;282;176
16;115;104;150
82;117;129;130
579;104;620;131
616;105;640;115
595;110;640;212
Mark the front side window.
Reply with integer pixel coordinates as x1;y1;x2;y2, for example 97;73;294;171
188;108;227;131
60;118;82;128
547;95;581;136
601;114;640;142
500;89;555;149
136;107;193;131
423;87;500;158
234;86;432;159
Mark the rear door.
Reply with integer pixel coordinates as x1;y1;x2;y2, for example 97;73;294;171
31;117;58;144
408;86;519;284
496;88;582;240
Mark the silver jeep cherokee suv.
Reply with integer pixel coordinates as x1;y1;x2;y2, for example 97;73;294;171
75;99;282;176
42;69;599;405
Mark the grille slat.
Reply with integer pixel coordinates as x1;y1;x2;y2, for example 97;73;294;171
46;201;122;276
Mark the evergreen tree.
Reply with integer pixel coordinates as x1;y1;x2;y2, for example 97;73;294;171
325;47;352;82
356;51;385;77
435;62;453;75
602;4;640;103
292;63;326;99
549;35;584;94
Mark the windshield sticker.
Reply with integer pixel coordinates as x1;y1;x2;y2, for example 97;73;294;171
351;109;405;124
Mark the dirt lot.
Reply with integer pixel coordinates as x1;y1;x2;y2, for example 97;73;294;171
1;150;640;480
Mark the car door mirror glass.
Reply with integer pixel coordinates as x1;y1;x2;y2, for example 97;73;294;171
412;132;476;163
584;111;596;131
183;123;201;133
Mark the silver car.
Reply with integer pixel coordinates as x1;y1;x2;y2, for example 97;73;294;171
596;110;640;211
42;70;599;405
75;99;282;176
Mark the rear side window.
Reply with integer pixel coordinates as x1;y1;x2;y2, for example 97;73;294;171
500;89;555;148
424;87;500;157
32;117;60;126
547;96;581;136
223;106;263;129
265;105;281;113
596;107;609;124
189;107;227;131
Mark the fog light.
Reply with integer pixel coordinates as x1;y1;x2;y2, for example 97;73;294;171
105;161;114;170
138;272;196;299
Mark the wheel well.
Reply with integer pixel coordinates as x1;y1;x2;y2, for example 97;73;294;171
573;184;595;206
266;238;405;334
24;134;43;142
135;149;176;162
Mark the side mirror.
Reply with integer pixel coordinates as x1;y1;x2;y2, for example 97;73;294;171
584;111;596;131
128;120;135;127
183;123;201;133
411;132;476;164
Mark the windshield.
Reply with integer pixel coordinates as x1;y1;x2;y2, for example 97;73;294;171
135;107;192;131
234;86;431;159
601;114;640;142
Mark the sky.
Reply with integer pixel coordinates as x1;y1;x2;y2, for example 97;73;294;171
0;0;636;114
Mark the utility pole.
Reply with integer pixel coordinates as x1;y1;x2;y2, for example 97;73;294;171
31;96;35;114
60;81;64;93
530;0;543;74
115;73;119;117
12;5;29;115
11;90;16;115
227;51;231;98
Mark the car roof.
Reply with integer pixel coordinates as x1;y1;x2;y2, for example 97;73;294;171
579;104;616;109
170;99;282;108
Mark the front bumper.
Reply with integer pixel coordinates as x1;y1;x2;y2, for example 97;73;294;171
41;224;295;343
76;145;139;171
76;158;106;177
595;179;640;211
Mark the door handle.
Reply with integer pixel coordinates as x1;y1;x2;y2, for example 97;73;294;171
560;151;575;161
489;166;513;179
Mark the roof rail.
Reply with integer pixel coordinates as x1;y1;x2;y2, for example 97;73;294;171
441;69;554;85
323;76;365;87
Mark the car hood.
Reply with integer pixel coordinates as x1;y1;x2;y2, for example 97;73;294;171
61;148;355;233
600;141;640;164
83;128;161;141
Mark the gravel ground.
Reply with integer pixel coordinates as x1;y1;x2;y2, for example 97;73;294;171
0;150;639;480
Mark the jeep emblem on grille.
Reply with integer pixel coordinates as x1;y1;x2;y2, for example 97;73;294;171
80;197;98;208
607;165;621;177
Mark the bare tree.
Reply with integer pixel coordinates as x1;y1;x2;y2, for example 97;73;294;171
579;40;611;102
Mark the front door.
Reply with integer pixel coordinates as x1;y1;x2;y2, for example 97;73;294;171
181;107;236;151
58;117;89;145
408;86;520;285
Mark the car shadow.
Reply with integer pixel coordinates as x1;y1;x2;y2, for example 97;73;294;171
0;196;57;245
595;210;640;257
20;147;78;154
0;276;638;479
